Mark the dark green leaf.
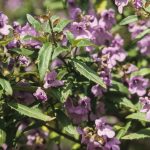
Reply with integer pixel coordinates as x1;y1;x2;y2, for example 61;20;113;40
8;102;55;122
72;59;106;89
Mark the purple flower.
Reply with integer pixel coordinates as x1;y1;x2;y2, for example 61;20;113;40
95;118;115;138
14;82;35;105
77;117;119;150
114;0;129;13
103;138;120;150
123;64;138;75
102;35;127;68
140;97;150;120
70;22;92;40
137;35;150;55
99;9;116;30
0;12;11;35
133;0;143;9
91;84;103;97
128;21;148;39
43;70;64;89
5;0;22;11
18;56;31;66
51;58;63;69
33;87;48;102
65;97;91;124
92;26;113;46
128;76;149;96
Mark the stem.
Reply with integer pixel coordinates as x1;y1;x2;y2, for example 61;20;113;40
45;125;80;144
49;19;57;47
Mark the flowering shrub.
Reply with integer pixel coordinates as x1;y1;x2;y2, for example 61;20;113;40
0;0;150;149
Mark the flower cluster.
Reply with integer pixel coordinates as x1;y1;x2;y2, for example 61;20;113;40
78;118;120;150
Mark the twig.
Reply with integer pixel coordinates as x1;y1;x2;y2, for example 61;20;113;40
45;125;80;144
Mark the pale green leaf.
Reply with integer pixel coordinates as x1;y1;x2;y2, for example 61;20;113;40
52;46;70;60
116;121;131;139
131;68;150;77
122;128;150;140
27;14;41;30
120;15;138;25
38;43;53;80
0;129;6;146
126;112;150;122
0;79;13;95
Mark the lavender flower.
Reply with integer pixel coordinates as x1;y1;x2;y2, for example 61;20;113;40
18;56;31;66
114;0;129;13
128;21;148;39
137;35;150;55
65;97;91;124
91;84;103;97
70;22;92;40
128;76;149;96
0;12;11;35
78;117;119;150
102;35;127;68
103;138;120;150
133;0;143;9
99;9;116;30
140;97;150;120
95;118;115;138
43;70;64;89
33;87;48;102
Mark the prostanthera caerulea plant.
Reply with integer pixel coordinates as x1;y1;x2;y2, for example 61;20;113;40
0;0;150;149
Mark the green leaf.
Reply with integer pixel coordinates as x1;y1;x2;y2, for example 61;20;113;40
120;15;138;25
73;38;94;47
135;29;150;39
126;112;150;122
64;124;79;137
52;46;70;60
0;79;12;95
38;43;53;80
53;19;71;33
8;102;55;122
27;14;41;30
72;59;106;89
116;121;131;139
56;110;71;127
60;83;72;102
122;128;150;140
111;80;128;94
120;98;137;111
0;129;6;146
131;68;150;77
